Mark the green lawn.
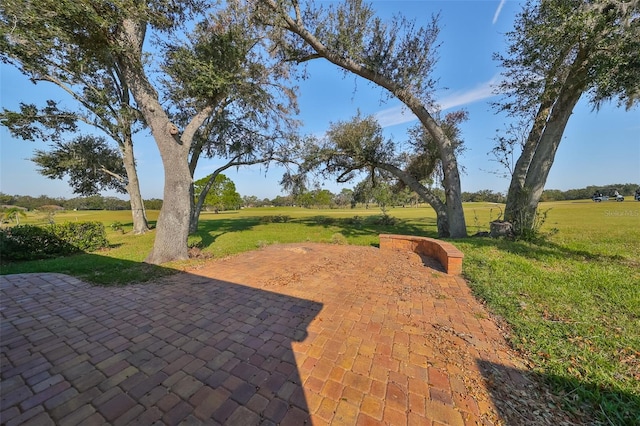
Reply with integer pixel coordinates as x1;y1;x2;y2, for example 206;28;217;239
2;200;639;423
457;200;639;424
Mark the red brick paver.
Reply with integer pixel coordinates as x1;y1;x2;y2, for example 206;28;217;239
1;243;568;425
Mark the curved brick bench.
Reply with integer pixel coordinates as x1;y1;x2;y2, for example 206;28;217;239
379;234;464;274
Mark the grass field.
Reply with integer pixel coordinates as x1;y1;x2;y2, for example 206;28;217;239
2;200;639;423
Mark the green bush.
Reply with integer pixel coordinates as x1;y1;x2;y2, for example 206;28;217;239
0;225;73;260
51;222;109;252
110;221;125;233
0;222;108;261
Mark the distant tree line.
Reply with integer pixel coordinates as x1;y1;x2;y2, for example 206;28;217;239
0;193;163;211
540;184;638;202
461;190;506;204
3;183;637;213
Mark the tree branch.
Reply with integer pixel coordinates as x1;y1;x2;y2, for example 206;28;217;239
99;165;126;183
292;53;322;63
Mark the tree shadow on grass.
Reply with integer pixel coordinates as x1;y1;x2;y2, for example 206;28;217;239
477;360;640;425
0;251;174;286
191;217;262;248
293;214;440;240
0;255;322;425
455;234;630;265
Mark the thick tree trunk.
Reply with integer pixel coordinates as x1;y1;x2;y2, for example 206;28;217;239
121;136;149;234
504;102;552;225
144;143;192;263
147;147;192;263
505;64;586;232
520;90;582;222
137;114;192;264
116;19;192;264
411;107;466;238
439;144;466;238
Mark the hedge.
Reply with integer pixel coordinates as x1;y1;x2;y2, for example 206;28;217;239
0;222;109;261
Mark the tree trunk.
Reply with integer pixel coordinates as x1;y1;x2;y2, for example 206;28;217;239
187;139;202;235
147;150;192;263
116;19;192;264
519;89;582;224
411;106;466;238
504;102;552;225
189;174;217;235
121;136;149;234
140;120;192;264
504;50;588;232
503;44;573;225
440;144;466;238
377;163;450;237
189;185;198;235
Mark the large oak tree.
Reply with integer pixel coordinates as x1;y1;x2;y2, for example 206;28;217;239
495;0;640;233
253;0;468;237
1;1;297;263
0;1;203;246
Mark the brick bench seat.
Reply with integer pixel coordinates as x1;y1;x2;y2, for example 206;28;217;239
379;234;464;275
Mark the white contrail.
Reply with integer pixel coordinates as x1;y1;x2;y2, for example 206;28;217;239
493;0;507;24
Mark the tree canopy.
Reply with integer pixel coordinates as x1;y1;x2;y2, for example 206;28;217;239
161;11;300;233
193;173;242;211
32;135;127;196
0;0;158;234
495;0;640;233
253;0;468;237
162;10;299;177
286;111;467;236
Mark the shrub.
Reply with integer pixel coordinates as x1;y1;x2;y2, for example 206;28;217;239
0;225;73;260
0;222;108;261
51;222;109;252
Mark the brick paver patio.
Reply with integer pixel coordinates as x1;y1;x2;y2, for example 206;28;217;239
1;243;568;425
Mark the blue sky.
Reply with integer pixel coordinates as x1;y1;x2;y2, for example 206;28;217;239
1;0;639;200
